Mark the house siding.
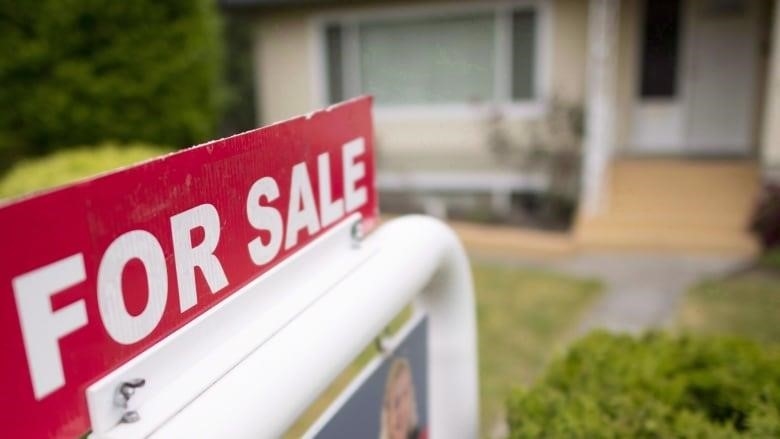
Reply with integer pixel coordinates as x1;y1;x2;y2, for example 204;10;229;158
254;10;313;125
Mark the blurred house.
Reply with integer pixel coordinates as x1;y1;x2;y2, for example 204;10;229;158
222;0;780;253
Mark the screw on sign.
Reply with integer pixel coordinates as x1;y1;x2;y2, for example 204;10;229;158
0;97;378;438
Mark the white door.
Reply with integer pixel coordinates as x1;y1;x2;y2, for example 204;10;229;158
631;0;760;155
684;0;760;154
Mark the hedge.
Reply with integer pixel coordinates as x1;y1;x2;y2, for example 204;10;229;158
0;0;223;164
0;143;170;200
751;183;780;251
507;332;780;437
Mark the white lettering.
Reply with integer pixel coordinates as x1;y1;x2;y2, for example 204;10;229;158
170;204;229;312
13;254;88;400
342;137;367;211
285;162;321;249
246;177;283;265
317;152;345;227
97;230;168;345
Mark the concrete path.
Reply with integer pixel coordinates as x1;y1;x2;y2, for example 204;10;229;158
554;253;748;334
472;251;749;334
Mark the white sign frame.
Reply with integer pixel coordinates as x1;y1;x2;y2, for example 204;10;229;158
89;215;479;439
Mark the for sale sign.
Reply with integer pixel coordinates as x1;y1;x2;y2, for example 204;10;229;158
0;97;377;438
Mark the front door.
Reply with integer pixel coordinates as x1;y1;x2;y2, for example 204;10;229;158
631;0;761;155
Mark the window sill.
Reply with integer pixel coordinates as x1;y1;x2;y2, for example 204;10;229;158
372;101;546;122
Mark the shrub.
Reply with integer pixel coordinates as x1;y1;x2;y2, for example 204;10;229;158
0;143;170;200
507;332;780;438
0;0;223;165
751;183;780;250
219;13;257;137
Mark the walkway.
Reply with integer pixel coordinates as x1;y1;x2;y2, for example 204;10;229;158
454;222;750;333
472;250;748;334
552;252;748;334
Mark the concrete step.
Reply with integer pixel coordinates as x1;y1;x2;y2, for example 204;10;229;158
576;159;760;254
576;223;758;255
580;212;753;230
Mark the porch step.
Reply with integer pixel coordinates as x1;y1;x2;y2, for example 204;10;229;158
448;220;574;259
576;159;760;255
577;223;757;253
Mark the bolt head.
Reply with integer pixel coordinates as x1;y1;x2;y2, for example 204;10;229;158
121;411;141;423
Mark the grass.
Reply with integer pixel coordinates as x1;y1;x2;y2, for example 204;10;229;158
472;263;601;437
0;143;170;201
284;262;602;438
678;269;780;345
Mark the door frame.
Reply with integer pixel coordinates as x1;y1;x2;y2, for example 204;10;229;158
629;0;761;156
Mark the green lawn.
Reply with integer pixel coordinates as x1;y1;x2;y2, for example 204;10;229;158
285;262;602;438
678;268;780;345
473;264;601;437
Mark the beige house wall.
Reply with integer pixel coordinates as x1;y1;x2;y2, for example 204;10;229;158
550;0;589;104
251;0;589;172
253;10;313;125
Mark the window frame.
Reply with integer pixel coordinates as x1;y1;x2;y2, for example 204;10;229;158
310;0;552;121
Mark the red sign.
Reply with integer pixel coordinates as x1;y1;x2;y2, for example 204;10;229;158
0;97;377;438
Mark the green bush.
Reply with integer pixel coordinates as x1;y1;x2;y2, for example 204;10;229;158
0;0;223;164
0;143;170;200
507;332;780;438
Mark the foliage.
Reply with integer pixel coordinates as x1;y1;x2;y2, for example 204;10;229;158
750;183;780;250
0;0;223;165
483;98;584;228
219;13;257;137
507;332;780;438
0;143;170;200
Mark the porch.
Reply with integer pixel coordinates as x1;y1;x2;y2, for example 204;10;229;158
576;158;760;254
577;0;777;254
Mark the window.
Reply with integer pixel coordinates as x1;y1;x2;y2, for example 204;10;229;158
639;0;681;98
322;5;542;108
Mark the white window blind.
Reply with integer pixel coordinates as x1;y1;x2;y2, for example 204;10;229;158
324;6;540;107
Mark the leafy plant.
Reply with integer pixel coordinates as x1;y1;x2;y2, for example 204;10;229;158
482;98;584;228
0;142;170;200
751;183;780;250
507;332;780;438
0;0;223;166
